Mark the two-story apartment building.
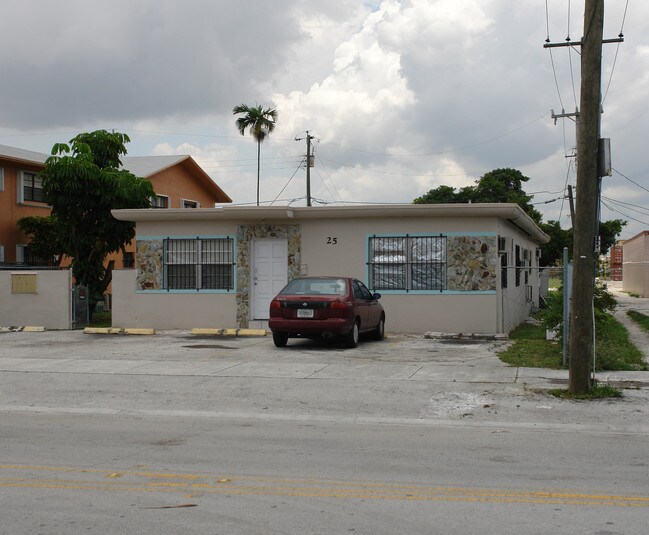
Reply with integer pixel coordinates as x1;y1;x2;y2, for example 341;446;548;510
0;143;232;267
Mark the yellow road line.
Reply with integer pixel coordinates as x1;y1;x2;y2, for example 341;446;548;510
1;464;648;507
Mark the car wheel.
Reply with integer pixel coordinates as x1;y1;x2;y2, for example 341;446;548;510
273;332;289;347
373;315;385;340
345;321;360;348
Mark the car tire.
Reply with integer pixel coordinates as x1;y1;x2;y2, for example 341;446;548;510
273;332;289;348
345;321;360;348
373;315;385;340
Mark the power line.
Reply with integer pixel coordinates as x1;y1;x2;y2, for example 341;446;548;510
601;199;649;226
613;167;649;194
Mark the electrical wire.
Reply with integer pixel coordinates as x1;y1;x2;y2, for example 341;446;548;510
613;167;649;194
602;0;630;104
270;160;305;206
315;152;343;203
601;195;649;217
601;199;649;226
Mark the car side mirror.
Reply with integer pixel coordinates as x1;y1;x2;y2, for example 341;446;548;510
373;292;381;300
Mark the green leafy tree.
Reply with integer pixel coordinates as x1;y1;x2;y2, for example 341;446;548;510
232;103;278;206
472;168;542;223
599;219;626;256
413;184;473;204
38;130;154;306
17;215;65;265
537;219;626;267
414;168;542;222
538;220;572;267
414;168;625;264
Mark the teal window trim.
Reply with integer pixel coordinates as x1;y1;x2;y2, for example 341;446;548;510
148;234;237;293
366;233;447;293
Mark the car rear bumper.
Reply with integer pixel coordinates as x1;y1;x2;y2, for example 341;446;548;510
268;317;354;336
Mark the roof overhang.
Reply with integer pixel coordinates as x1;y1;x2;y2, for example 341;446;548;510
112;203;549;244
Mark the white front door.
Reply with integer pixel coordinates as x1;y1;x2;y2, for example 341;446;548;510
252;239;288;320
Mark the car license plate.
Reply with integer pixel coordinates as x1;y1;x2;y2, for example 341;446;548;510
297;309;314;318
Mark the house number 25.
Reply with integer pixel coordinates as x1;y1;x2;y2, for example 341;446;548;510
326;237;338;245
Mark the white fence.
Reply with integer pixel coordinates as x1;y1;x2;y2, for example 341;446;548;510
0;269;73;329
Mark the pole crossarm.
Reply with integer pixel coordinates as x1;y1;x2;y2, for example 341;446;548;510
544;37;623;48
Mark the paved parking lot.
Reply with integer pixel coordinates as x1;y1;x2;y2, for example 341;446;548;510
2;328;649;433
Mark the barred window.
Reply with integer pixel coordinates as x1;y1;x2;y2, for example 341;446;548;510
164;238;234;290
368;235;446;291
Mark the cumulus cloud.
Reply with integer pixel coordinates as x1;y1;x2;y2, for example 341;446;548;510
1;0;648;238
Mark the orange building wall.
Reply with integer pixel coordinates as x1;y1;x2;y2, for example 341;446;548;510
0;159;50;263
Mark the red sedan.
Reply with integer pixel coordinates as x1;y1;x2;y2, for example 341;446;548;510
269;277;385;348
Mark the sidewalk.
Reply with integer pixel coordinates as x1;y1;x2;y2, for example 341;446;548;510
606;280;649;364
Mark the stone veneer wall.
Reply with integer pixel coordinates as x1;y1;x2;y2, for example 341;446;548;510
236;224;301;328
136;239;163;290
447;236;497;291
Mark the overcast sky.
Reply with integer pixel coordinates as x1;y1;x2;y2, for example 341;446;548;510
1;0;647;240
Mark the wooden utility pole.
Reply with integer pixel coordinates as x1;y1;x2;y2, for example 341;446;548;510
305;131;313;207
569;0;604;394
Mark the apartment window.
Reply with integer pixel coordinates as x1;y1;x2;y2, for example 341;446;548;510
515;245;521;287
181;199;200;208
123;252;135;268
164;237;234;290
151;195;169;208
368;235;447;292
0;167;4;191
16;244;50;266
22;171;44;203
0;245;5;263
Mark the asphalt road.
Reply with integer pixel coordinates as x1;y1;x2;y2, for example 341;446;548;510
1;330;649;534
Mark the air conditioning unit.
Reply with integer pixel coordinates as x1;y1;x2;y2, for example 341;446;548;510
498;237;512;254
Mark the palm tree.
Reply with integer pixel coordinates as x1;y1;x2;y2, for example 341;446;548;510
232;103;278;206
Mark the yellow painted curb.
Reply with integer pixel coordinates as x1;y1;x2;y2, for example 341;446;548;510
83;327;123;334
191;328;224;336
191;328;267;337
23;326;46;332
238;329;267;337
84;327;111;334
123;328;156;335
222;328;239;337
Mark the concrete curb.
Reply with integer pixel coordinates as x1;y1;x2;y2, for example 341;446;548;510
0;326;46;332
191;328;267;337
83;327;156;335
424;332;508;341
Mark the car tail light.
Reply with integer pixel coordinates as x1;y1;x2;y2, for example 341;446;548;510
270;300;282;317
330;301;348;310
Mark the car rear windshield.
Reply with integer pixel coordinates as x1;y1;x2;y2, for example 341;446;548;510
280;278;348;296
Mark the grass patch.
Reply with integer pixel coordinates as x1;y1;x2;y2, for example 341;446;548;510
499;314;647;371
499;322;563;368
596;314;647;371
89;311;111;328
627;310;649;333
548;384;623;400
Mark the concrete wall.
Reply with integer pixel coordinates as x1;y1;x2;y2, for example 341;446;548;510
623;232;649;297
114;212;542;334
0;269;71;329
112;269;238;329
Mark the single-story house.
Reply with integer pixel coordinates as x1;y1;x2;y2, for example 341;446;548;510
622;231;649;297
111;203;549;334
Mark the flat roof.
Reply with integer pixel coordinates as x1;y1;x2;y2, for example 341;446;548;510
112;203;549;243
